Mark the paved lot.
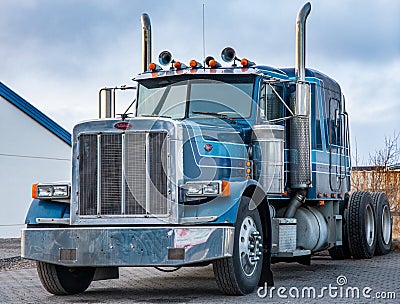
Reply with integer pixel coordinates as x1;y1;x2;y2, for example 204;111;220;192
0;249;399;304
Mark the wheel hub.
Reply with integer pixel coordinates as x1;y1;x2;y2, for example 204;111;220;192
381;204;391;245
238;216;263;277
365;204;375;247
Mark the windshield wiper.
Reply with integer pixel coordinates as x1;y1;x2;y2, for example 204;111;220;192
191;111;237;124
141;114;172;118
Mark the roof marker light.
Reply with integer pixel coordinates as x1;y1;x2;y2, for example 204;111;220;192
209;59;217;68
189;60;203;68
173;61;187;70
241;58;255;67
204;56;221;68
148;62;162;71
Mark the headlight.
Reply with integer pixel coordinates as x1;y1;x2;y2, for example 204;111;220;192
37;185;53;198
203;183;219;195
53;185;69;197
185;181;230;197
187;183;204;196
32;183;70;200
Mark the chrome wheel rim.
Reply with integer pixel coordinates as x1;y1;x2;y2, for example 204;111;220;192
365;204;375;247
381;204;391;245
238;216;262;277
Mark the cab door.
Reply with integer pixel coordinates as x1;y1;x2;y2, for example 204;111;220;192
328;97;346;191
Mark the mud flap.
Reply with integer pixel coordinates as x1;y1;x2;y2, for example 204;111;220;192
258;251;274;287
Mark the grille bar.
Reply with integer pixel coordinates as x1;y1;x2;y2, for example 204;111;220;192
121;134;126;214
78;132;169;217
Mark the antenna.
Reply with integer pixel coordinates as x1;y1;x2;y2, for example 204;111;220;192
202;4;206;60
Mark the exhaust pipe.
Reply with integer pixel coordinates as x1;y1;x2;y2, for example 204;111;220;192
289;2;312;190
295;2;311;83
141;13;152;73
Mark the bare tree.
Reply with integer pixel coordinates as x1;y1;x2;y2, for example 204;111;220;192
351;131;400;238
352;131;400;211
369;132;399;170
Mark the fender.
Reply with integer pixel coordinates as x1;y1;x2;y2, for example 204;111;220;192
25;199;69;225
215;179;270;223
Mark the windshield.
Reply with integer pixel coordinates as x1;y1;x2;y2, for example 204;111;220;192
136;76;254;120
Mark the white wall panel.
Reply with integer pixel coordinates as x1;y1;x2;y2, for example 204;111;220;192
0;96;71;237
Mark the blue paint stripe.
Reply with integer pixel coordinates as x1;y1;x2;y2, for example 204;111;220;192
0;82;71;146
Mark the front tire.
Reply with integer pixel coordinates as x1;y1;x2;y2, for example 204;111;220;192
347;192;377;259
213;196;263;295
36;261;95;295
371;192;392;255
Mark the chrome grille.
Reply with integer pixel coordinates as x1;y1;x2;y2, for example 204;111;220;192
78;132;169;216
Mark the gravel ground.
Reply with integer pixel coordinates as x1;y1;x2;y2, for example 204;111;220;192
0;238;35;272
0;238;20;259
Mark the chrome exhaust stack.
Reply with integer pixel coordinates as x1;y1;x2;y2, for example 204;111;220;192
141;13;152;73
295;2;311;85
290;2;312;190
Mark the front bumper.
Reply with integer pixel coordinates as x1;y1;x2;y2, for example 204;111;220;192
21;226;234;267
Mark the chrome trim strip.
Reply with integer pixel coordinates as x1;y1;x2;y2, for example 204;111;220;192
179;216;218;224
36;218;70;224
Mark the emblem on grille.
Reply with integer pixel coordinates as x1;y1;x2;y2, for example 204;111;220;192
114;121;132;130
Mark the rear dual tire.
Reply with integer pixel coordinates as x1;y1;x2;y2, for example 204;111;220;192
347;191;377;259
371;192;392;255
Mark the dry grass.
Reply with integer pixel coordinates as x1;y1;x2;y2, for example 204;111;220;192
393;216;400;239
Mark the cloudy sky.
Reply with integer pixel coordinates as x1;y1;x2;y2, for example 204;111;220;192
1;0;399;164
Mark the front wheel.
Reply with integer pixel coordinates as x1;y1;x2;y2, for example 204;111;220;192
213;196;264;295
36;261;95;295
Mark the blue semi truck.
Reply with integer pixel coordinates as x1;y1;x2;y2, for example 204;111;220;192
22;3;392;296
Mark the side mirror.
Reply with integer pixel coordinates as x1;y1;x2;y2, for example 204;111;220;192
98;85;137;119
99;88;114;119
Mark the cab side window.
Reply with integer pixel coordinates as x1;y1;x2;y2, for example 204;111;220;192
259;84;283;121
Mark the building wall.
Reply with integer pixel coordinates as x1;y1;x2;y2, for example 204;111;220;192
351;170;400;238
0;96;71;237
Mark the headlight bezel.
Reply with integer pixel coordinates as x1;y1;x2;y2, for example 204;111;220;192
32;183;70;200
184;180;230;197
